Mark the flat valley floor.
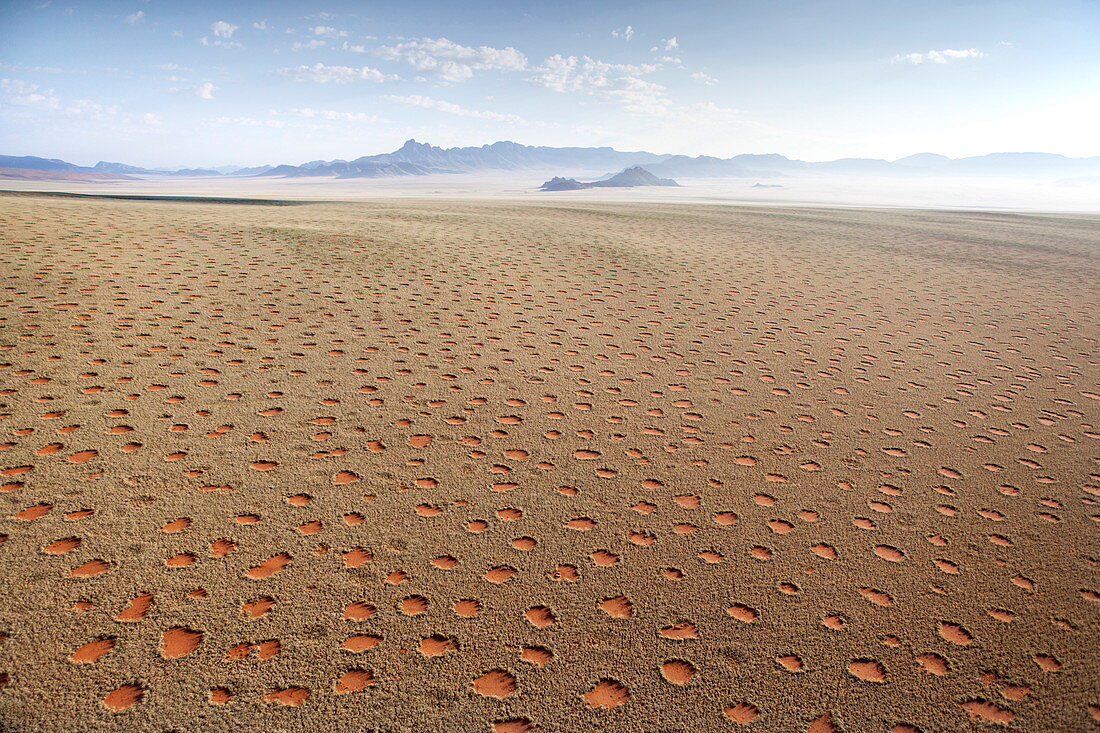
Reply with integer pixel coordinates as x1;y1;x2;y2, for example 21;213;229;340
0;192;1097;732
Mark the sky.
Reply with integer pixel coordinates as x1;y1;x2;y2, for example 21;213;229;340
1;0;1098;168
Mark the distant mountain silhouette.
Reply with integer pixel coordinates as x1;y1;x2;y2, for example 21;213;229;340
263;159;449;178
254;139;670;178
889;151;1100;177
4;145;1100;181
642;151;1100;179
226;165;274;176
0;167;135;181
0;155;90;172
0;156;137;180
94;161;223;177
0;154;256;179
540;166;680;191
893;153;953;167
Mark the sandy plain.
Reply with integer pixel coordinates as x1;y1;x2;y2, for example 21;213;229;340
0;191;1097;732
1;171;1099;213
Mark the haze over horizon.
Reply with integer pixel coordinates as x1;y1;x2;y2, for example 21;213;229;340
2;0;1098;169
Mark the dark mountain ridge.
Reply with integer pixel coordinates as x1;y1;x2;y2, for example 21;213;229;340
540;166;680;191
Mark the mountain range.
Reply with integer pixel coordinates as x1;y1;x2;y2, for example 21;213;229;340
3;141;1100;181
0;155;224;178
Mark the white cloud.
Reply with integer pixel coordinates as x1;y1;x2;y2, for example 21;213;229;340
0;62;63;73
198;22;242;48
65;99;119;121
529;55;660;93
286;107;377;122
125;10;144;25
201;37;242;48
253;21;270;31
277;62;396;83
342;42;367;53
1;78;60;109
602;76;669;115
691;71;717;85
205;116;291;128
154;63;190;71
373;37;527;82
195;82;217;99
529;55;733;121
892;48;984;64
211;21;238;39
292;39;327;51
142;112;162;125
661;37;678;50
310;25;347;37
611;26;634;41
0;78;119;120
385;94;525;123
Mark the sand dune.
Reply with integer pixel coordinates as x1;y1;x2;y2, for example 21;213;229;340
0;193;1097;731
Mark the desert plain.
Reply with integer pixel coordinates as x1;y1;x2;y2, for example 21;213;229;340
0;191;1097;732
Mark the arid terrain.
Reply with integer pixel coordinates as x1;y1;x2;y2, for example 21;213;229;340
1;173;1099;213
0;191;1097;732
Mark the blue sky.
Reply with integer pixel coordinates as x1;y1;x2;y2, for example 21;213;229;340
1;0;1097;167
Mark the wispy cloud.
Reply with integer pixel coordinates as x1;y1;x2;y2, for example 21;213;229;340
171;81;218;99
201;37;242;48
205;116;293;129
0;78;119;120
310;25;347;37
125;10;144;25
691;71;717;86
373;37;526;82
529;55;668;113
1;78;59;109
528;54;738;129
892;48;984;64
65;99;121;119
292;39;327;51
277;62;397;83
286;107;377;122
0;62;64;73
385;94;524;123
611;26;634;41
